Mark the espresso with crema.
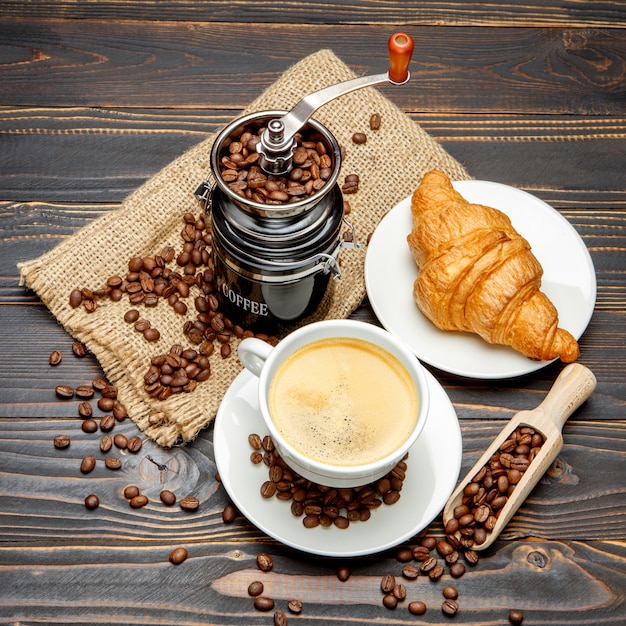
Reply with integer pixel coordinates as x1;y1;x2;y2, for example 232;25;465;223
268;337;419;467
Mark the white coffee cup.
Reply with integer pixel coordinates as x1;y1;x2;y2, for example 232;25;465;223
238;319;430;487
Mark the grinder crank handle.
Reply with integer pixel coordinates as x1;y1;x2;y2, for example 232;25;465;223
260;33;414;155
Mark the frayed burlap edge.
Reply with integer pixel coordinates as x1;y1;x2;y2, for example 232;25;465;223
18;49;470;447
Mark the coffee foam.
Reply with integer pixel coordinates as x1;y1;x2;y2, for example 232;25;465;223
269;337;419;466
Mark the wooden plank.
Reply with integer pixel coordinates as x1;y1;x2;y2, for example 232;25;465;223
0;417;623;542
2;108;625;203
0;21;624;113
0;0;624;27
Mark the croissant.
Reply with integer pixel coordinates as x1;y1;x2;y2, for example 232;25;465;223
407;170;579;362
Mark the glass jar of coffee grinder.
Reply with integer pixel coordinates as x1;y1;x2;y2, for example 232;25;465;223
194;33;414;333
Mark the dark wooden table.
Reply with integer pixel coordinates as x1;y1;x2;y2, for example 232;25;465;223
1;2;625;624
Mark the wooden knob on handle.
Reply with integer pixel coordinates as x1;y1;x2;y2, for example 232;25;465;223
388;32;414;84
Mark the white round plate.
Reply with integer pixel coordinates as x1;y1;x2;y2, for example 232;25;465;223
214;368;461;557
365;180;596;379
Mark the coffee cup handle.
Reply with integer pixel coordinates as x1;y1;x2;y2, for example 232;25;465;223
238;338;274;377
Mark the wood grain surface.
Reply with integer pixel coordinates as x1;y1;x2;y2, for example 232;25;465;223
1;1;625;624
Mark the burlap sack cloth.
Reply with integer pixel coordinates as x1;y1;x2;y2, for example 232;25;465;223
18;50;470;447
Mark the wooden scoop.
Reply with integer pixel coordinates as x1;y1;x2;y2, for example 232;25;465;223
442;362;596;550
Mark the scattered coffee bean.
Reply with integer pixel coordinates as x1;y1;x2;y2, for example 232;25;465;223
382;594;398;610
80;455;96;474
130;494;149;508
75;385;94;400
81;419;98;434
77;401;93;418
160;490;177;506
100;435;113;453
112;403;128;421
442;599;459;616
113;433;128;449
443;585;458;600
402;564;420;580
449;562;466;578
180;496;200;512
127;436;143;453
49;350;62;366
287;599;302;614
97;397;115;411
396;547;413;562
169;547;188;565
253;597;275;612
69;289;83;308
336;566;351;582
341;173;360;194
248;581;264;596
53;434;71;449
509;610;524;625
369;112;381;130
84;494;99;510
256;552;273;572
273;609;288;626
408;601;427;615
55;385;74;399
124;309;140;323
123;485;140;500
100;415;115;432
143;327;160;342
352;132;367;144
380;573;396;593
72;341;88;358
222;503;238;523
104;457;122;470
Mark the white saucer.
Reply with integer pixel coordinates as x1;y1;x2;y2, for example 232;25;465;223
365;180;596;379
214;368;461;557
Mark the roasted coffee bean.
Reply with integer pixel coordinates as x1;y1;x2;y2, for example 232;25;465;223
256;552;273;572
380;573;396;593
449;562;466;578
509;609;524;625
408;601;427;615
442;599;459;616
123;485;140;500
402;564;420;579
143;327;160;342
336;566;351;582
72;341;88;358
180;496;200;511
104;457;122;470
84;494;99;510
382;594;398;610
287;599;302;614
393;584;407;600
420;535;438;550
97;397;115;411
127;436;142;453
80;455;96;474
100;384;118;399
75;384;94;399
124;309;140;323
443;585;458;600
222;503;238;523
129;494;149;508
273;609;288;626
369;112;382;130
81;419;98;434
396;547;413;562
53;434;71;449
112;403;128;421
248;433;263;450
113;433;128;449
253;597;275;612
100;415;115;432
49;350;62;366
464;549;479;565
55;385;74;399
169;547;188;565
69;289;83;308
419;556;438;573
77;401;92;418
352;132;367;144
248;581;264;596
429;564;445;581
100;435;113;453
159;490;177;506
92;377;107;391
